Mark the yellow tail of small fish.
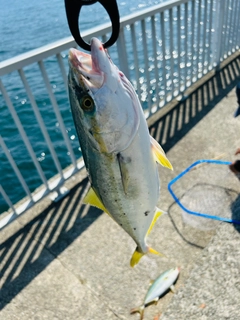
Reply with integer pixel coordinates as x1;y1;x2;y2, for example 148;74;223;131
130;305;145;320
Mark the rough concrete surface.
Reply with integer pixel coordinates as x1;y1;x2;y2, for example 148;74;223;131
161;223;240;320
1;55;240;320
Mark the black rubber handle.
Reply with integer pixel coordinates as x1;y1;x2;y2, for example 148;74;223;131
64;0;120;51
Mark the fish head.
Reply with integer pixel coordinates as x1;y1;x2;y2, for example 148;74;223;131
68;37;140;154
170;267;180;279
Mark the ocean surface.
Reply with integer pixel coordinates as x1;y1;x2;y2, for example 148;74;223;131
0;0;165;61
0;0;167;213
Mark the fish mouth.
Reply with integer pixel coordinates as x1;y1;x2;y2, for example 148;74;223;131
69;39;106;91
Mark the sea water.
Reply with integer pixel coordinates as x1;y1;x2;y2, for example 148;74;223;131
0;0;167;213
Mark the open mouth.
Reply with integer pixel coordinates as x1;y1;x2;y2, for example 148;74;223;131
69;48;104;90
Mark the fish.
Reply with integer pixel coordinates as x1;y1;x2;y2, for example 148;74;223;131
130;267;180;320
68;37;173;267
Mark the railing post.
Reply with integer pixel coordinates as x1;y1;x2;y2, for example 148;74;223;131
214;0;225;69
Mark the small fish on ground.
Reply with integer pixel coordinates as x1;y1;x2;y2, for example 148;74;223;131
131;267;180;320
68;37;172;267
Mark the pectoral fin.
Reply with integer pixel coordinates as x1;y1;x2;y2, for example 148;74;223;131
117;153;131;195
83;187;109;215
150;135;173;170
170;285;175;293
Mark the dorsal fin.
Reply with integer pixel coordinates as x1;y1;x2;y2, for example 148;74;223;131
150;135;173;170
147;207;167;236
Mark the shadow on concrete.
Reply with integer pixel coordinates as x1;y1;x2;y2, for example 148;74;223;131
0;178;103;310
149;56;240;152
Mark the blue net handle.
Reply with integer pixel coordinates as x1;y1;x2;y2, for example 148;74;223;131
168;159;240;225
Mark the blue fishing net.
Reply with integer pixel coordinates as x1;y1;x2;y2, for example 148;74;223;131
168;160;240;229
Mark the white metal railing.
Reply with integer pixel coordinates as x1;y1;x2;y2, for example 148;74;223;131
0;0;240;230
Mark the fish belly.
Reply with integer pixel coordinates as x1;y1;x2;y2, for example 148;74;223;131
86;114;160;252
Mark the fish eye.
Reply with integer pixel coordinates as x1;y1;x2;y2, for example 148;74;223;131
81;96;94;112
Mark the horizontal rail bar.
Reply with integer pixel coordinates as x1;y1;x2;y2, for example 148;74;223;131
0;159;85;231
0;0;190;76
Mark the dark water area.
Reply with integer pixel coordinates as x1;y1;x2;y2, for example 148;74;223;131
0;0;166;213
0;0;164;61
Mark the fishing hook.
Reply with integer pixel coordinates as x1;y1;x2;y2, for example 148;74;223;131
64;0;120;51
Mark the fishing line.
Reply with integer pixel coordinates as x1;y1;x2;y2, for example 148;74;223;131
168;159;240;225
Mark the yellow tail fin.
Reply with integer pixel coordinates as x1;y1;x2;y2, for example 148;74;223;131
148;247;160;255
130;305;145;320
130;248;144;267
130;246;164;267
149;247;166;258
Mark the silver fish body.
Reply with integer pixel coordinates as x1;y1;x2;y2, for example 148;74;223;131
68;38;172;266
144;267;180;304
131;267;180;319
